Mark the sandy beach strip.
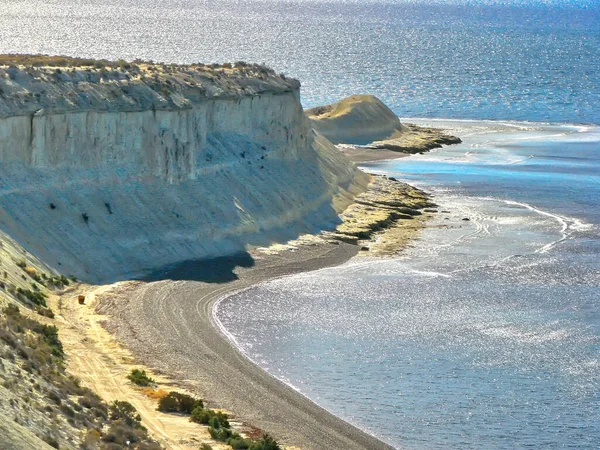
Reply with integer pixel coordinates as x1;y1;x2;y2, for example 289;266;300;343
67;175;434;450
96;241;395;450
340;146;411;163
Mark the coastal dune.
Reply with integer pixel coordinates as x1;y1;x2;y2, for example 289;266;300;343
306;94;461;159
306;94;407;145
0;59;368;283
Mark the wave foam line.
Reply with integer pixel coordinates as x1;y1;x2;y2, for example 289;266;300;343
501;199;592;253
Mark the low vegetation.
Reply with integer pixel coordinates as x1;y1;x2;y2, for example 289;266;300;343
127;368;155;387
0;305;162;449
157;391;203;414
0;54;281;79
156;390;281;450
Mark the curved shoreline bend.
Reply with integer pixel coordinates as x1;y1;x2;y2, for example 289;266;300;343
98;241;395;450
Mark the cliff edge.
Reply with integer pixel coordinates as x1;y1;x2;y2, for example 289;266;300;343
0;56;368;283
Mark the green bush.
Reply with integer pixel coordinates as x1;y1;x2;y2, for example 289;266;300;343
157;393;179;412
229;437;252;449
41;324;63;358
157;391;203;414
190;407;230;428
249;434;281;450
16;287;48;306
207;422;281;450
109;400;143;428
208;426;237;442
127;368;155;386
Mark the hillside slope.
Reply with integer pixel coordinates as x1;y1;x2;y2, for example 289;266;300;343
306;94;461;157
306;94;406;145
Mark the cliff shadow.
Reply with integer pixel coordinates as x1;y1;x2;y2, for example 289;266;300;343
140;252;255;283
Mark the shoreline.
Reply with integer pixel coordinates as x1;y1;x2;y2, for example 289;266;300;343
66;174;435;450
338;123;461;163
99;241;392;450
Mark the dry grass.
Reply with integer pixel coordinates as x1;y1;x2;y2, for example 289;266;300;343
0;54;133;68
140;388;169;400
0;54;279;76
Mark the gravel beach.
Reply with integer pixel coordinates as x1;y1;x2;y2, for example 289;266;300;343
98;241;395;450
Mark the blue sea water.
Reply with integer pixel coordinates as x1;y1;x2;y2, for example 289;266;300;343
1;1;599;448
217;120;600;448
1;0;599;123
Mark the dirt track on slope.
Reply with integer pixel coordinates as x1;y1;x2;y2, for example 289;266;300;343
54;285;223;450
94;241;395;450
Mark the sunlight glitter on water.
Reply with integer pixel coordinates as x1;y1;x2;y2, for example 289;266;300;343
216;121;600;449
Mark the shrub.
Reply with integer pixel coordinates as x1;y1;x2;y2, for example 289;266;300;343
127;368;155;386
229;437;252;449
157;391;203;414
60;402;76;417
109;400;141;425
46;274;70;288
41;325;63;358
37;307;55;318
1;305;63;359
47;390;62;405
16;287;48;307
208;426;236;442
79;391;105;411
100;399;162;448
157;393;178;413
190;407;229;428
249;434;281;450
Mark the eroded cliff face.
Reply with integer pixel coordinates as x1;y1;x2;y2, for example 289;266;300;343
0;59;368;282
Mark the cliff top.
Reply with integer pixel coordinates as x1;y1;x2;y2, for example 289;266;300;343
0;55;300;117
306;94;387;119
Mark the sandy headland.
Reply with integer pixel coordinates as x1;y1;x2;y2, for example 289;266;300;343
0;55;461;450
306;94;461;162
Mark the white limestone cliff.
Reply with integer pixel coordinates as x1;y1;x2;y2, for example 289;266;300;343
0;58;368;282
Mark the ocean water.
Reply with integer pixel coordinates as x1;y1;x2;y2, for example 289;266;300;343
217;121;600;448
2;1;599;448
1;0;599;123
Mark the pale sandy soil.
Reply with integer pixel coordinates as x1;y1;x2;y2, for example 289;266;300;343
52;176;433;450
50;285;228;450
